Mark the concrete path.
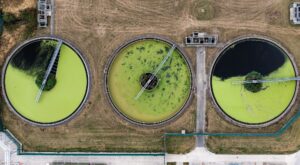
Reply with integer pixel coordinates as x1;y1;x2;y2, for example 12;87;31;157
196;47;207;147
166;147;299;165
50;0;55;35
0;133;300;164
11;155;164;165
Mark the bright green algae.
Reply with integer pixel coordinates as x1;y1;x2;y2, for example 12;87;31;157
211;60;296;124
108;39;192;123
5;44;88;123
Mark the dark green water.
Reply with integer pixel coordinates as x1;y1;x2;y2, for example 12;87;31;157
213;39;286;79
211;38;297;124
0;12;3;36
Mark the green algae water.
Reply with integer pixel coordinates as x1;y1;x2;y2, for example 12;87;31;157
107;38;192;124
211;38;297;125
4;39;88;124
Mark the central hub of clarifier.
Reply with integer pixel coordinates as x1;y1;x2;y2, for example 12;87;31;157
244;71;263;93
140;73;158;90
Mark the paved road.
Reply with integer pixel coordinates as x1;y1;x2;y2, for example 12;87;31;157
196;47;206;147
167;147;299;165
50;0;55;35
12;155;164;165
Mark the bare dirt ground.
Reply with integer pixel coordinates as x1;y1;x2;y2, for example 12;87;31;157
2;0;35;15
2;0;300;154
0;25;25;64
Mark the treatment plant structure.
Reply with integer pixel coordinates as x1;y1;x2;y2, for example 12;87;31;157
1;1;300;164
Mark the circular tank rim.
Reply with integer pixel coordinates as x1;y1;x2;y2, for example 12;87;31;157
208;35;299;128
1;35;92;127
104;34;195;127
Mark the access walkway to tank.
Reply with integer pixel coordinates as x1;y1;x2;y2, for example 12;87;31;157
188;32;218;147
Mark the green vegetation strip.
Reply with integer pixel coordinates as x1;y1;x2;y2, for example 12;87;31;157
192;0;214;20
2;8;37;38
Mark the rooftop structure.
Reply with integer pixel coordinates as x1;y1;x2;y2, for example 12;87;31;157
185;32;218;47
290;2;300;24
37;0;52;27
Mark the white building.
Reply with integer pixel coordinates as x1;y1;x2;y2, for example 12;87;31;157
290;2;300;24
37;0;52;27
185;32;218;47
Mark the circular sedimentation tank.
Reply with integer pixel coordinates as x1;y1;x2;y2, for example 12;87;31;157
105;36;193;126
210;37;298;127
2;37;90;126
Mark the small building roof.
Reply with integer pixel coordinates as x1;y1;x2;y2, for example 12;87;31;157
37;0;52;27
290;2;300;24
185;32;218;47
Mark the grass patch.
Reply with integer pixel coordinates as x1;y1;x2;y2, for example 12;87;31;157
20;8;37;38
2;12;19;31
166;136;195;154
191;0;214;20
3;12;19;32
2;8;37;39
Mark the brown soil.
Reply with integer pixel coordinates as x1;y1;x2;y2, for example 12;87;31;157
2;0;35;16
2;0;300;154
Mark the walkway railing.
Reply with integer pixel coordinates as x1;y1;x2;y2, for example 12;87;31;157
134;44;176;100
35;40;62;102
233;76;300;85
